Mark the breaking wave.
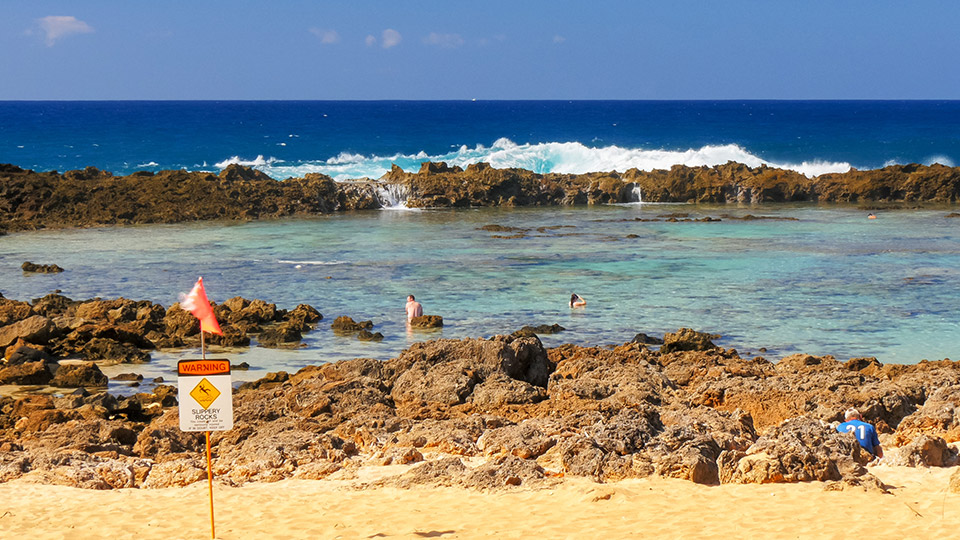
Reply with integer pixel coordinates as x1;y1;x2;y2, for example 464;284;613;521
924;155;955;167
215;155;279;168
216;139;854;181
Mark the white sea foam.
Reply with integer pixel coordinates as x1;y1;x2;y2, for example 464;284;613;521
326;152;371;165
278;259;347;266
770;160;852;178
221;139;858;181
215;155;279;168
924;155;954;167
137;161;159;167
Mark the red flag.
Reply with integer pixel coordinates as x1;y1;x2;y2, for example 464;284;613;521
180;277;223;335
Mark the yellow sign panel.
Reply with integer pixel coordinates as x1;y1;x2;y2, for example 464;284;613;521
178;359;233;432
190;378;221;409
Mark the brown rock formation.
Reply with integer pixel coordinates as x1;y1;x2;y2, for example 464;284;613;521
0;294;321;375
3;161;960;232
331;316;374;333
1;328;960;492
21;262;64;273
409;315;443;328
0;163;381;232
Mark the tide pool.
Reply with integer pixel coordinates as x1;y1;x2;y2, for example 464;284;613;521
2;203;958;392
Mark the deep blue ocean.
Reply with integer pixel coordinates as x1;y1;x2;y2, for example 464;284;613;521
3;100;960;180
2;101;959;393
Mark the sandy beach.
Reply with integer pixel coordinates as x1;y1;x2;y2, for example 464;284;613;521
6;3;960;539
0;464;956;539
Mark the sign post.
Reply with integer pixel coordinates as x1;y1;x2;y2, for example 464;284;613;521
178;359;233;539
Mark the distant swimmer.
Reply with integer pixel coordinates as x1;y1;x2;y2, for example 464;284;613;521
406;295;423;321
569;293;587;308
868;213;877;219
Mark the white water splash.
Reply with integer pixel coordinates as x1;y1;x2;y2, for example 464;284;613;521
375;183;413;210
216;138;855;181
215;155;279;168
924;155;955;167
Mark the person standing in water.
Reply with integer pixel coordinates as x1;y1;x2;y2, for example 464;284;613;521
406;295;423;320
570;293;587;308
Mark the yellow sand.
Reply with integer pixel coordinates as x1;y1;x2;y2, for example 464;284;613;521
0;465;956;539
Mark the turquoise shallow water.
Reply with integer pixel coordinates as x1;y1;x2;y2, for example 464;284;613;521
2;203;959;391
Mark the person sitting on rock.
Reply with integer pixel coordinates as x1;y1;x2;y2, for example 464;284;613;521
837;408;883;459
569;293;587;308
405;295;423;321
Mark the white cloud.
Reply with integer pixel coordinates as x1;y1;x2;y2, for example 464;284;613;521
424;32;464;48
365;34;377;47
35;15;94;46
478;34;507;47
553;35;566;44
381;28;402;49
309;28;340;44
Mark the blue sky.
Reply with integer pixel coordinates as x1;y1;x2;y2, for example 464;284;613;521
2;0;959;100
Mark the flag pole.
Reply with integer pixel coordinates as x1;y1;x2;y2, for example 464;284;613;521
182;277;221;539
206;430;215;539
200;328;215;539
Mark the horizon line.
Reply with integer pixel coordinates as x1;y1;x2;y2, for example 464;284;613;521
2;98;960;103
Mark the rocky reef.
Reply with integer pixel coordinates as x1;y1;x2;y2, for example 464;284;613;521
0;292;322;388
1;320;958;491
0;163;381;232
20;262;64;274
2;161;960;231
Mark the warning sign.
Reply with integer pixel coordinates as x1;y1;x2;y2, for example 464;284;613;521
190;378;221;409
178;359;233;432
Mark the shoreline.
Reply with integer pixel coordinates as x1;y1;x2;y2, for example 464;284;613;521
0;466;957;539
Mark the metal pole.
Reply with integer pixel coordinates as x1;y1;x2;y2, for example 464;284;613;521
201;330;214;538
206;430;215;539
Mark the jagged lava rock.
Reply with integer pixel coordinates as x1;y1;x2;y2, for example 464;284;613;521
4;162;960;232
331;316;374;333
0;315;56;350
409;315;443;328
718;417;872;484
388;335;550;410
257;323;303;347
50;362;109;388
21;262;64;273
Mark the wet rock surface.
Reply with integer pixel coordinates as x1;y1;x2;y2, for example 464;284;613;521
1;329;959;491
409;315;444;329
331;316;374;333
512;324;564;337
21;262;64;273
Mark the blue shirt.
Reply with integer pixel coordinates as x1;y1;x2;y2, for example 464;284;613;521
837;419;881;455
